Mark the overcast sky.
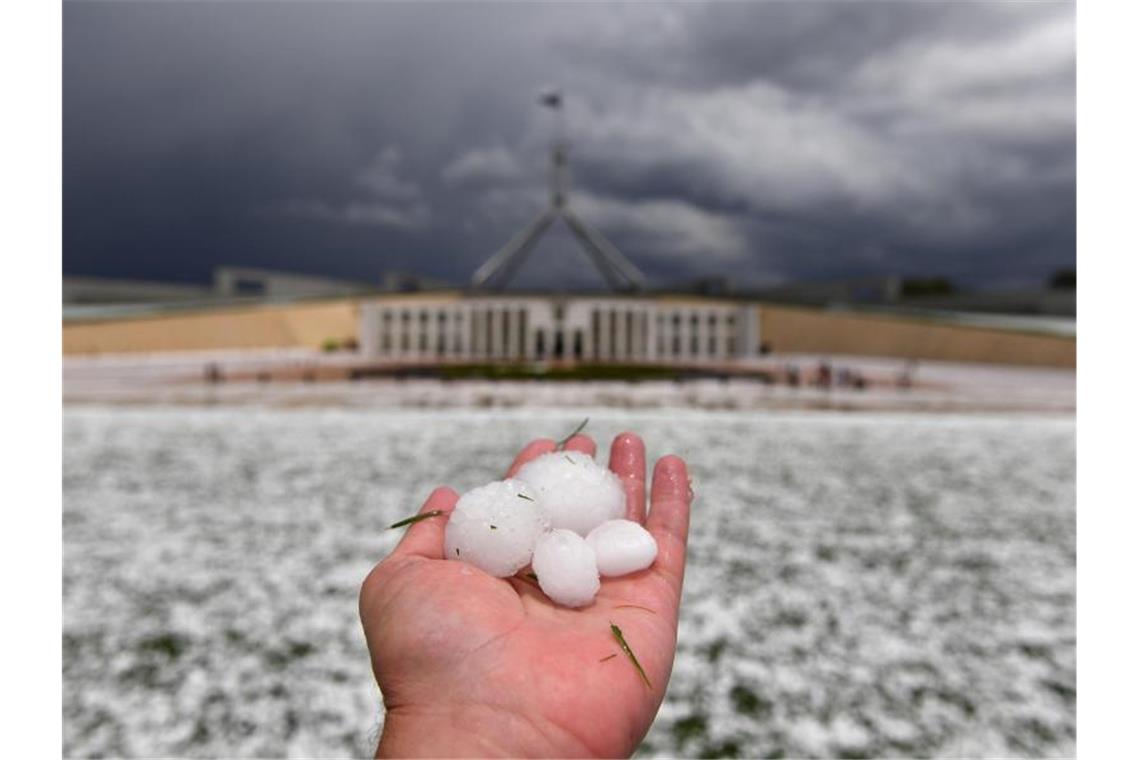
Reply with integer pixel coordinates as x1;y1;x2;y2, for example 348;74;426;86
64;1;1075;291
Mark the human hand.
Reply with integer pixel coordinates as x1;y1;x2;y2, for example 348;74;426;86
359;432;692;758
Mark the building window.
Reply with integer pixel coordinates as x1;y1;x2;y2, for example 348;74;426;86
638;312;648;358
591;310;600;359
485;309;494;356
629;312;638;360
518;308;528;357
501;308;511;357
609;309;618;360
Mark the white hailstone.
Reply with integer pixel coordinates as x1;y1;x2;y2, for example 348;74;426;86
515;450;626;536
532;529;601;608
444;479;548;578
585;519;658;577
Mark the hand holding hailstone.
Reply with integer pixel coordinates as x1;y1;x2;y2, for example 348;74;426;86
359;428;693;757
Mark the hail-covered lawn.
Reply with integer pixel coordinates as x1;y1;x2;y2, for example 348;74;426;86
63;407;1075;758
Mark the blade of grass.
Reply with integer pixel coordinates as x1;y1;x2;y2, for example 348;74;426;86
556;417;590;450
610;622;652;689
388;510;445;529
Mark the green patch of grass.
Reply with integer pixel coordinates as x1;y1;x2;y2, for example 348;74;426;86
699;739;742;758
730;684;773;719
672;714;709;748
703;637;729;664
137;632;188;660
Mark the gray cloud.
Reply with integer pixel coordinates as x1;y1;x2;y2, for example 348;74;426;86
64;1;1074;290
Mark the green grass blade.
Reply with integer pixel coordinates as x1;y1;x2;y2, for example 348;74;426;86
556;417;590;449
610;622;652;689
388;510;445;529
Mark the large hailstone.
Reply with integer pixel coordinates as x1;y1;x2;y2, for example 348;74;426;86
515;451;626;536
532;529;601;608
444;479;548;577
586;519;658;577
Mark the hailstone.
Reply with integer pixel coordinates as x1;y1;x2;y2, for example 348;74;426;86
444;479;548;577
585;519;658;577
515;450;626;536
532;529;601;608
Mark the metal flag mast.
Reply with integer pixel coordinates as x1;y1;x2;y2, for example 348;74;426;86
470;91;647;292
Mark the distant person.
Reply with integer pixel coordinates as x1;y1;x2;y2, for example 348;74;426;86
359;433;693;757
786;365;801;387
898;359;918;390
816;360;832;389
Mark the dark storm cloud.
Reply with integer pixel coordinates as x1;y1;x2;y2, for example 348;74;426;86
64;1;1074;290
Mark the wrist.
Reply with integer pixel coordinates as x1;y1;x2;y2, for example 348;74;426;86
376;703;594;758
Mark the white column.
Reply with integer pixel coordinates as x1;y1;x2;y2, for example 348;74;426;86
506;306;519;359
414;310;423;358
646;307;658;361
615;308;627;360
583;306;594;360
715;312;725;364
687;311;698;361
598;307;611;361
639;309;649;359
471;308;482;358
521;304;533;360
491;308;502;359
358;304;376;357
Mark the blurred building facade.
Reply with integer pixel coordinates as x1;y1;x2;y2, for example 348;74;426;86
357;295;760;364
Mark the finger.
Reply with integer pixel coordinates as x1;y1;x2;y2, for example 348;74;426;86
646;455;692;596
609;432;647;524
391;486;459;559
561;434;596;458
505;438;557;478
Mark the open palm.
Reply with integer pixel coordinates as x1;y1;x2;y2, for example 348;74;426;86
359;431;692;758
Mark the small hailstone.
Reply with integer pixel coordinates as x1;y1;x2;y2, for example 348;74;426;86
585;519;658;577
532;529;600;608
515;450;626;536
444;479;548;578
